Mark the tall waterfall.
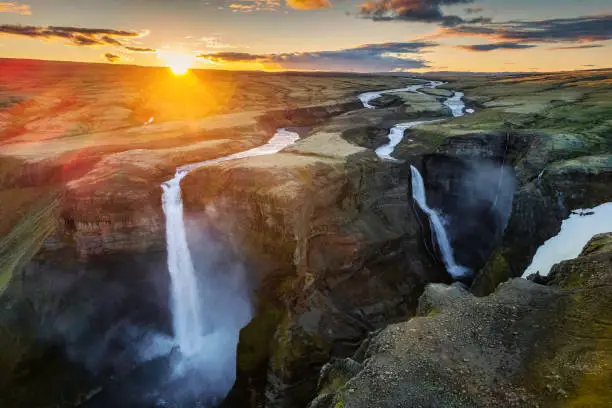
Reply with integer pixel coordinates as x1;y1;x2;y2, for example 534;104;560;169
161;170;204;356
161;128;300;356
410;165;471;279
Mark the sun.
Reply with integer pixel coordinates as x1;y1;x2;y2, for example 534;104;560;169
160;52;194;75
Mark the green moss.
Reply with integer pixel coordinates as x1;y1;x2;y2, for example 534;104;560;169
237;300;284;373
272;315;306;371
471;250;511;296
271;313;329;372
0;195;58;292
426;308;440;317
321;376;349;396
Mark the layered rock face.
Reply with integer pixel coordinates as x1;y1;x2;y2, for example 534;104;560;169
181;110;452;406
308;233;612;408
407;127;612;294
422;153;515;271
473;150;612;295
1;89;445;407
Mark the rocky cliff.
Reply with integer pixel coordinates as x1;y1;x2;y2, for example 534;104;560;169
308;233;612;408
181;108;452;406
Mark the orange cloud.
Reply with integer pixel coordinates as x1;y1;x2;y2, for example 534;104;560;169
0;1;31;15
0;24;151;52
286;0;331;10
229;0;281;12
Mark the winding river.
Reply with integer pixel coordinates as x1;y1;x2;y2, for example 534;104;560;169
361;79;472;279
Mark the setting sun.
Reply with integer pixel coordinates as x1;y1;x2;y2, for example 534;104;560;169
160;52;194;75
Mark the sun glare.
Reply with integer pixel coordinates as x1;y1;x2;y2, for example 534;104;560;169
160;52;194;75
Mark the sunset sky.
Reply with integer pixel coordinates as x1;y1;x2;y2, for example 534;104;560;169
0;0;611;72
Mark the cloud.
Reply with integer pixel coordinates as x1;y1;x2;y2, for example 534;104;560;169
104;53;120;63
199;41;436;72
229;0;329;11
0;24;148;50
359;0;489;26
551;44;605;50
197;35;236;49
228;0;281;12
0;1;30;15
456;42;536;52
464;6;482;14
125;46;156;52
441;14;612;43
286;0;331;10
203;52;264;62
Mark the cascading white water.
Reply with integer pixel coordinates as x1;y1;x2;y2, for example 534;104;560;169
161;128;300;356
444;91;466;117
162;170;205;356
410;165;471;278
360;80;473;279
375;120;433;161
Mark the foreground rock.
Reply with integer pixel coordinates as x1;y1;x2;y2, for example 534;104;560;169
309;233;612;408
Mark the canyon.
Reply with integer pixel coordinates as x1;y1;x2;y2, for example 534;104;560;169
0;61;611;407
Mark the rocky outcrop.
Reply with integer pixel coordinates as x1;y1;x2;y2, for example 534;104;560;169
407;127;611;295
308;233;612;408
180;127;449;406
368;95;402;108
472;153;612;295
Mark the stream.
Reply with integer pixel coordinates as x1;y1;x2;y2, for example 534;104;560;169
361;79;472;279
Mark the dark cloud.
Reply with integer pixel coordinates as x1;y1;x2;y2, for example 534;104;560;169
199;41;436;72
203;52;265;62
457;42;536;52
552;44;604;50
359;0;489;27
125;46;156;52
104;53;120;63
0;24;147;49
442;14;612;43
464;6;482;14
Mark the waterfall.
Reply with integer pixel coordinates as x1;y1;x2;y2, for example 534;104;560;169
410;165;471;279
161;128;300;356
359;81;473;278
161;170;205;356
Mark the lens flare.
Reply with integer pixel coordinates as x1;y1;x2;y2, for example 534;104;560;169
160;52;194;75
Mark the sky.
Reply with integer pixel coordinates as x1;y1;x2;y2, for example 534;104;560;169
0;0;611;72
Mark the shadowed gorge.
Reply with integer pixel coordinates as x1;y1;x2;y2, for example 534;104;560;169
0;56;611;408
